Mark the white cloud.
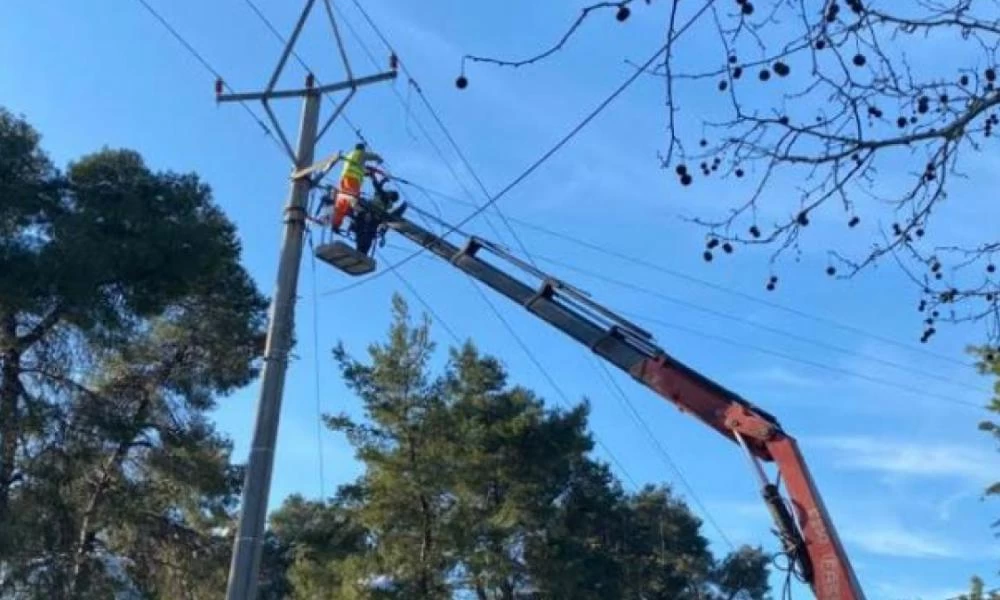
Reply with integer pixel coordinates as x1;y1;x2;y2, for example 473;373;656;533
936;489;976;522
844;524;959;559
812;435;999;485
739;365;821;388
872;580;968;600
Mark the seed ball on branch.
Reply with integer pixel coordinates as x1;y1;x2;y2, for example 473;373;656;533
852;53;866;67
455;75;468;89
773;61;790;77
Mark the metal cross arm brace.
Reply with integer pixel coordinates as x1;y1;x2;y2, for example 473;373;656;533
214;68;397;163
215;71;398;103
376;215;867;600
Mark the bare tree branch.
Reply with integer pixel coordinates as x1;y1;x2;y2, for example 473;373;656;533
456;0;1000;348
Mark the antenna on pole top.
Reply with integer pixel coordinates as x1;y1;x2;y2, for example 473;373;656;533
215;1;396;599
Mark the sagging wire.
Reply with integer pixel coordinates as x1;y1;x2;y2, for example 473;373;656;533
328;0;515;251
305;191;328;500
403;178;973;370
319;2;716;298
133;0;283;151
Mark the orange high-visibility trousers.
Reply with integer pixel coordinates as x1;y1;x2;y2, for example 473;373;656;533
332;174;362;230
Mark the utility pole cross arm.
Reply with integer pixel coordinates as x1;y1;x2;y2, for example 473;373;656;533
217;70;397;103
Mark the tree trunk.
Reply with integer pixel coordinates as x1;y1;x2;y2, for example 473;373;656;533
0;312;21;523
474;579;489;600
418;491;433;597
67;441;131;596
499;579;515;600
67;390;152;597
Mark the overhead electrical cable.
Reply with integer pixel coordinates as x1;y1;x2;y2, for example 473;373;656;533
134;0;283;152
319;7;714;297
373;241;986;410
402;179;975;369
342;0;534;264
325;0;517;251
533;254;988;394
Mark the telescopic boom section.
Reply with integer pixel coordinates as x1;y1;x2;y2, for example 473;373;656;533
384;216;866;600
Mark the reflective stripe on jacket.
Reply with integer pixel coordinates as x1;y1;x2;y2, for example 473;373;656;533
341;148;366;180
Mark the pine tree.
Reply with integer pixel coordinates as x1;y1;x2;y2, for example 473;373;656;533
277;294;771;599
0;107;266;597
324;296;456;599
445;340;593;599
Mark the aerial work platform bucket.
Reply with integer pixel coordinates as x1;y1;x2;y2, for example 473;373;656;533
314;241;376;276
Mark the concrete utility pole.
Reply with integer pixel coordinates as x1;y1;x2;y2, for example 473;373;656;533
215;1;396;598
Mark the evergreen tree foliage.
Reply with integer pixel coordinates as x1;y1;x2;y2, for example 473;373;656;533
269;295;771;599
0;107;267;598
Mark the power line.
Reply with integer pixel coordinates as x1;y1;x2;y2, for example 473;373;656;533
374;198;985;396
378;209;646;490
343;0;534;264
330;2;730;537
328;0;517;252
631;311;986;410
133;0;282;149
592;356;735;550
532;254;988;395
463;276;641;490
386;258;463;345
379;238;735;551
328;6;742;553
376;230;644;489
241;0;370;146
373;242;986;410
248;0;513;254
403;179;974;370
320;7;710;297
307;231;327;499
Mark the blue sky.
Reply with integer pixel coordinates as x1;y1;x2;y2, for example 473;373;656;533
4;1;999;597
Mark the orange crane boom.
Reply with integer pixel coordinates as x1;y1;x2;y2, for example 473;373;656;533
318;208;866;599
